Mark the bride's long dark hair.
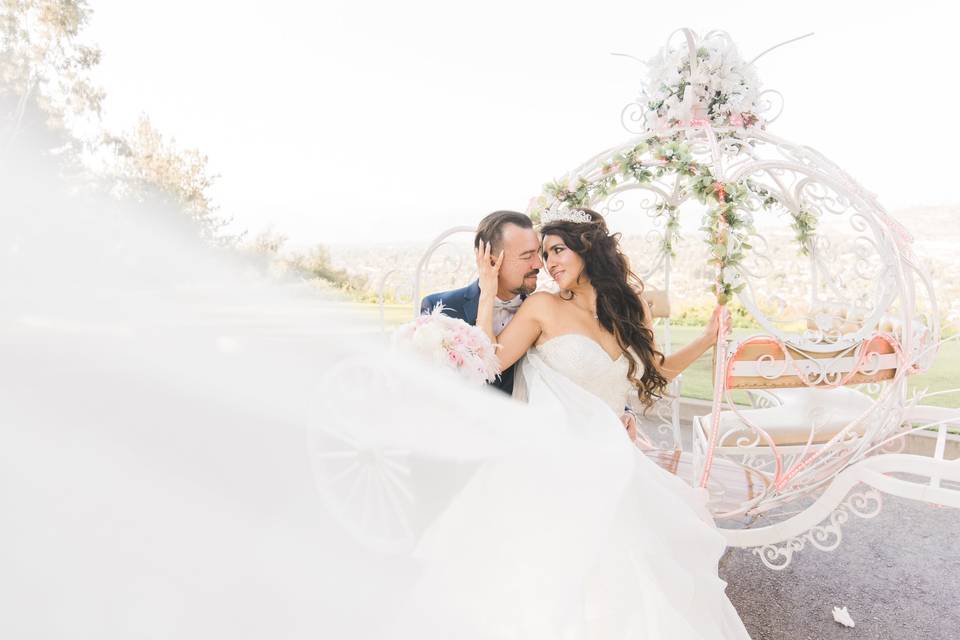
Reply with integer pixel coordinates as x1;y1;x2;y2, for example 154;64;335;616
540;209;668;410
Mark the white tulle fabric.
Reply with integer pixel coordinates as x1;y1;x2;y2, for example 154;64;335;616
2;125;750;638
388;334;751;639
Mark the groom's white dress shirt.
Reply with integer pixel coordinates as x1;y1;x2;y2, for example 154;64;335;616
493;295;523;336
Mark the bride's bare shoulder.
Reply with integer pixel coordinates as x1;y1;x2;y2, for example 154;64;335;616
524;291;563;306
517;291;561;318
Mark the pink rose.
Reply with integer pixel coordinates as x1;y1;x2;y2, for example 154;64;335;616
447;349;464;367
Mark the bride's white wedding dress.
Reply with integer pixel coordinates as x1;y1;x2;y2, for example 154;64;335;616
389;334;751;639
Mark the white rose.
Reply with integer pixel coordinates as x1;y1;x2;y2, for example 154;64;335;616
412;323;444;354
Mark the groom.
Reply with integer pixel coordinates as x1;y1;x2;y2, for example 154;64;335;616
420;210;543;394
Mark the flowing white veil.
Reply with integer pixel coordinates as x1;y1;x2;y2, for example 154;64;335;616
0;125;565;637
2;123;747;639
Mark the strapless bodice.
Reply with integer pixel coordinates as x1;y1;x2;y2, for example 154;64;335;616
531;333;638;415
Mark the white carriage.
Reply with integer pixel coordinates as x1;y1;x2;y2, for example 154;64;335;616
521;28;960;569
319;28;959;569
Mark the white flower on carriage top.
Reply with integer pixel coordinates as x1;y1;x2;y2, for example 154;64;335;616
673;101;694;124
641;31;763;130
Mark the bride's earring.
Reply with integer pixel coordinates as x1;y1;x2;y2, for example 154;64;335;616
559;290;574;301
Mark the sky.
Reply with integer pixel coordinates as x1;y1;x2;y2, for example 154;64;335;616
85;0;957;246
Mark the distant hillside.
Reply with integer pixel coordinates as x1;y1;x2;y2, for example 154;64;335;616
890;205;960;247
327;204;960;331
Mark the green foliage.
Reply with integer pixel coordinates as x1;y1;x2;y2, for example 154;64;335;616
1;2;284;261
672;300;760;329
0;0;105;134
2;1;375;293
656;202;681;257
530;131;830;306
2;0;234;244
790;209;818;256
653;139;694;176
745;179;818;256
101;117;233;244
285;246;368;292
942;321;958;339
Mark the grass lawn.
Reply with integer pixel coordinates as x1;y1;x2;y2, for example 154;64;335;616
906;339;960;408
364;304;960;408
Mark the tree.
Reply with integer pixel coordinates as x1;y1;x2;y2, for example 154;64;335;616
101;116;233;244
2;1;364;291
2;0;231;244
286;245;367;292
1;0;104;146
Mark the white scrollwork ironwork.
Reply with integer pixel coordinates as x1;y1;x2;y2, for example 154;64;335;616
751;488;882;570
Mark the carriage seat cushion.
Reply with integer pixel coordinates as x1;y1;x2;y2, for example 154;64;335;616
697;387;877;446
640;289;670;319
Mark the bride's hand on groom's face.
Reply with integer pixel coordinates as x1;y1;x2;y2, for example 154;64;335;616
475;241;504;295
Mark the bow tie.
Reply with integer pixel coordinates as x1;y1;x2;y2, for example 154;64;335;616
493;296;523;312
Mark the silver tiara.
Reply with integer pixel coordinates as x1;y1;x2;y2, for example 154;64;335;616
540;205;593;225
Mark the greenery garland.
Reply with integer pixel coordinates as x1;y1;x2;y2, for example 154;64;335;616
529;134;819;304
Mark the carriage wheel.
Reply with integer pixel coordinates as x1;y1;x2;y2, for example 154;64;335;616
306;355;418;554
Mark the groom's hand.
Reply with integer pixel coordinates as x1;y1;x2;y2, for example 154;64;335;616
621;411;656;451
620;412;638;443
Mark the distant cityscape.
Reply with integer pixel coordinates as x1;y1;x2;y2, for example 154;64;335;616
327;205;960;332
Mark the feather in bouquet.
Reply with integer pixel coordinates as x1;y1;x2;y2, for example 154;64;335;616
392;305;500;385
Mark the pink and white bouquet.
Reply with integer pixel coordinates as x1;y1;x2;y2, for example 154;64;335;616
392;305;501;385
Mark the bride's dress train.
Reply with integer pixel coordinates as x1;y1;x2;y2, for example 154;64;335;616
391;334;751;639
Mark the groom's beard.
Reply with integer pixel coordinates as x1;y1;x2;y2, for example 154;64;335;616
511;270;540;296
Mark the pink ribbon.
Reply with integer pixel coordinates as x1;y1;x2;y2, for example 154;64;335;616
699;305;730;489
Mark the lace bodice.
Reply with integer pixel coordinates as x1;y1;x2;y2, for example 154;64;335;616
532;333;638;414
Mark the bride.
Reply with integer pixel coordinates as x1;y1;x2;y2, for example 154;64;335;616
418;206;751;639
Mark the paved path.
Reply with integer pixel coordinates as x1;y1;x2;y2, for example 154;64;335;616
720;493;960;639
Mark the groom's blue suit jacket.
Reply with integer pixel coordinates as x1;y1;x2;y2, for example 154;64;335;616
419;280;518;395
